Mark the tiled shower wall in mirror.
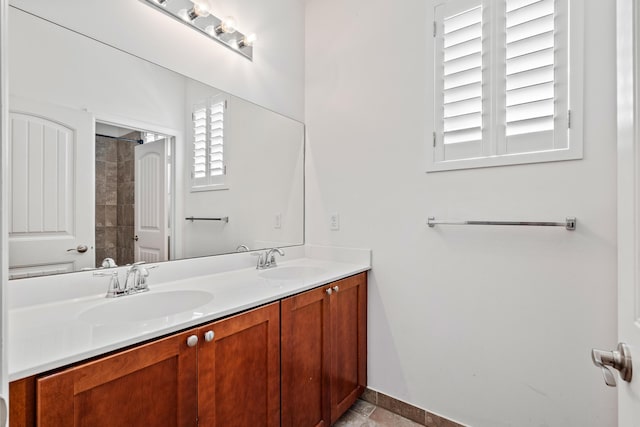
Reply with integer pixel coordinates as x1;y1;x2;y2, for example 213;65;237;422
95;133;138;267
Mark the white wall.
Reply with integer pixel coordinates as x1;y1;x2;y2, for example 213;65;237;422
8;0;305;122
9;8;187;132
305;0;617;426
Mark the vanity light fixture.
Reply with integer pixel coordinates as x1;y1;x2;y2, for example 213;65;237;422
141;0;256;60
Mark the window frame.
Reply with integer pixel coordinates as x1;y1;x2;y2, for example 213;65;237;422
427;0;584;172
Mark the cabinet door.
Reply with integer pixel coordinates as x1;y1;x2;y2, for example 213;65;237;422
281;286;332;427
36;329;198;427
197;302;280;427
330;272;367;423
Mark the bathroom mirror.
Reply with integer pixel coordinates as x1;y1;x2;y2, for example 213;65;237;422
7;7;304;279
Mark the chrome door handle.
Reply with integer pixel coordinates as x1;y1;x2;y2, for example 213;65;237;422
67;244;88;253
591;343;633;387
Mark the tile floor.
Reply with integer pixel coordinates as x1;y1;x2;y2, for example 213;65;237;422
334;399;423;427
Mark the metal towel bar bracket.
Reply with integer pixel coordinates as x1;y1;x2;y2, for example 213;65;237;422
185;216;229;223
427;216;577;231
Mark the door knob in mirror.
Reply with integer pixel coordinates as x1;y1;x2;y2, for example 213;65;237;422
67;244;88;253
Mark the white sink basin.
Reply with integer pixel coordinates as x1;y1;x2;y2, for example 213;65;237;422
79;290;214;324
259;266;326;280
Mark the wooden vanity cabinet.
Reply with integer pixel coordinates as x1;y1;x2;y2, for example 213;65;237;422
281;272;367;427
196;302;280;427
11;302;280;427
36;328;199;427
9;275;366;427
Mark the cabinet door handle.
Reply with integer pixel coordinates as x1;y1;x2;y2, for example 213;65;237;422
186;335;199;348
326;288;333;295
204;330;215;342
332;286;339;292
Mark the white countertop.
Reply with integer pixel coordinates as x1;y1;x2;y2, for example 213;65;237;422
8;246;371;381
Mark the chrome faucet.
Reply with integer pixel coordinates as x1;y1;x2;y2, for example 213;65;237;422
93;261;158;298
255;248;284;270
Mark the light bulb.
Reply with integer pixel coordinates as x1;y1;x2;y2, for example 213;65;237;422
220;16;237;34
192;3;210;17
189;0;213;18
239;33;257;48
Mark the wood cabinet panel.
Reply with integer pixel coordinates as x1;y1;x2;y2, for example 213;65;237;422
281;286;331;427
36;329;198;427
9;377;35;427
197;302;280;427
282;272;368;427
330;273;367;423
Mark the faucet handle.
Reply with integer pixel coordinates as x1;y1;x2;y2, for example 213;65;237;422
251;251;267;269
93;270;122;298
136;265;158;290
93;270;118;277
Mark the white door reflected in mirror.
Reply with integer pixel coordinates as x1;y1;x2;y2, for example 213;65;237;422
8;97;94;279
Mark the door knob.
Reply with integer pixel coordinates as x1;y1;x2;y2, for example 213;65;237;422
67;244;88;253
591;342;632;387
325;288;333;295
204;330;215;342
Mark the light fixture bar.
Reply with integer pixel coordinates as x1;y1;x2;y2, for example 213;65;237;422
141;0;255;61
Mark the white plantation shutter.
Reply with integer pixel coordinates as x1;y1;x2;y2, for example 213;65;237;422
192;95;227;190
192;105;208;181
502;0;569;154
434;0;486;162
431;0;579;171
443;6;483;145
209;100;225;178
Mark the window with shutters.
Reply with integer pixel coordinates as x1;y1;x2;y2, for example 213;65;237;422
191;95;228;191
429;0;583;172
